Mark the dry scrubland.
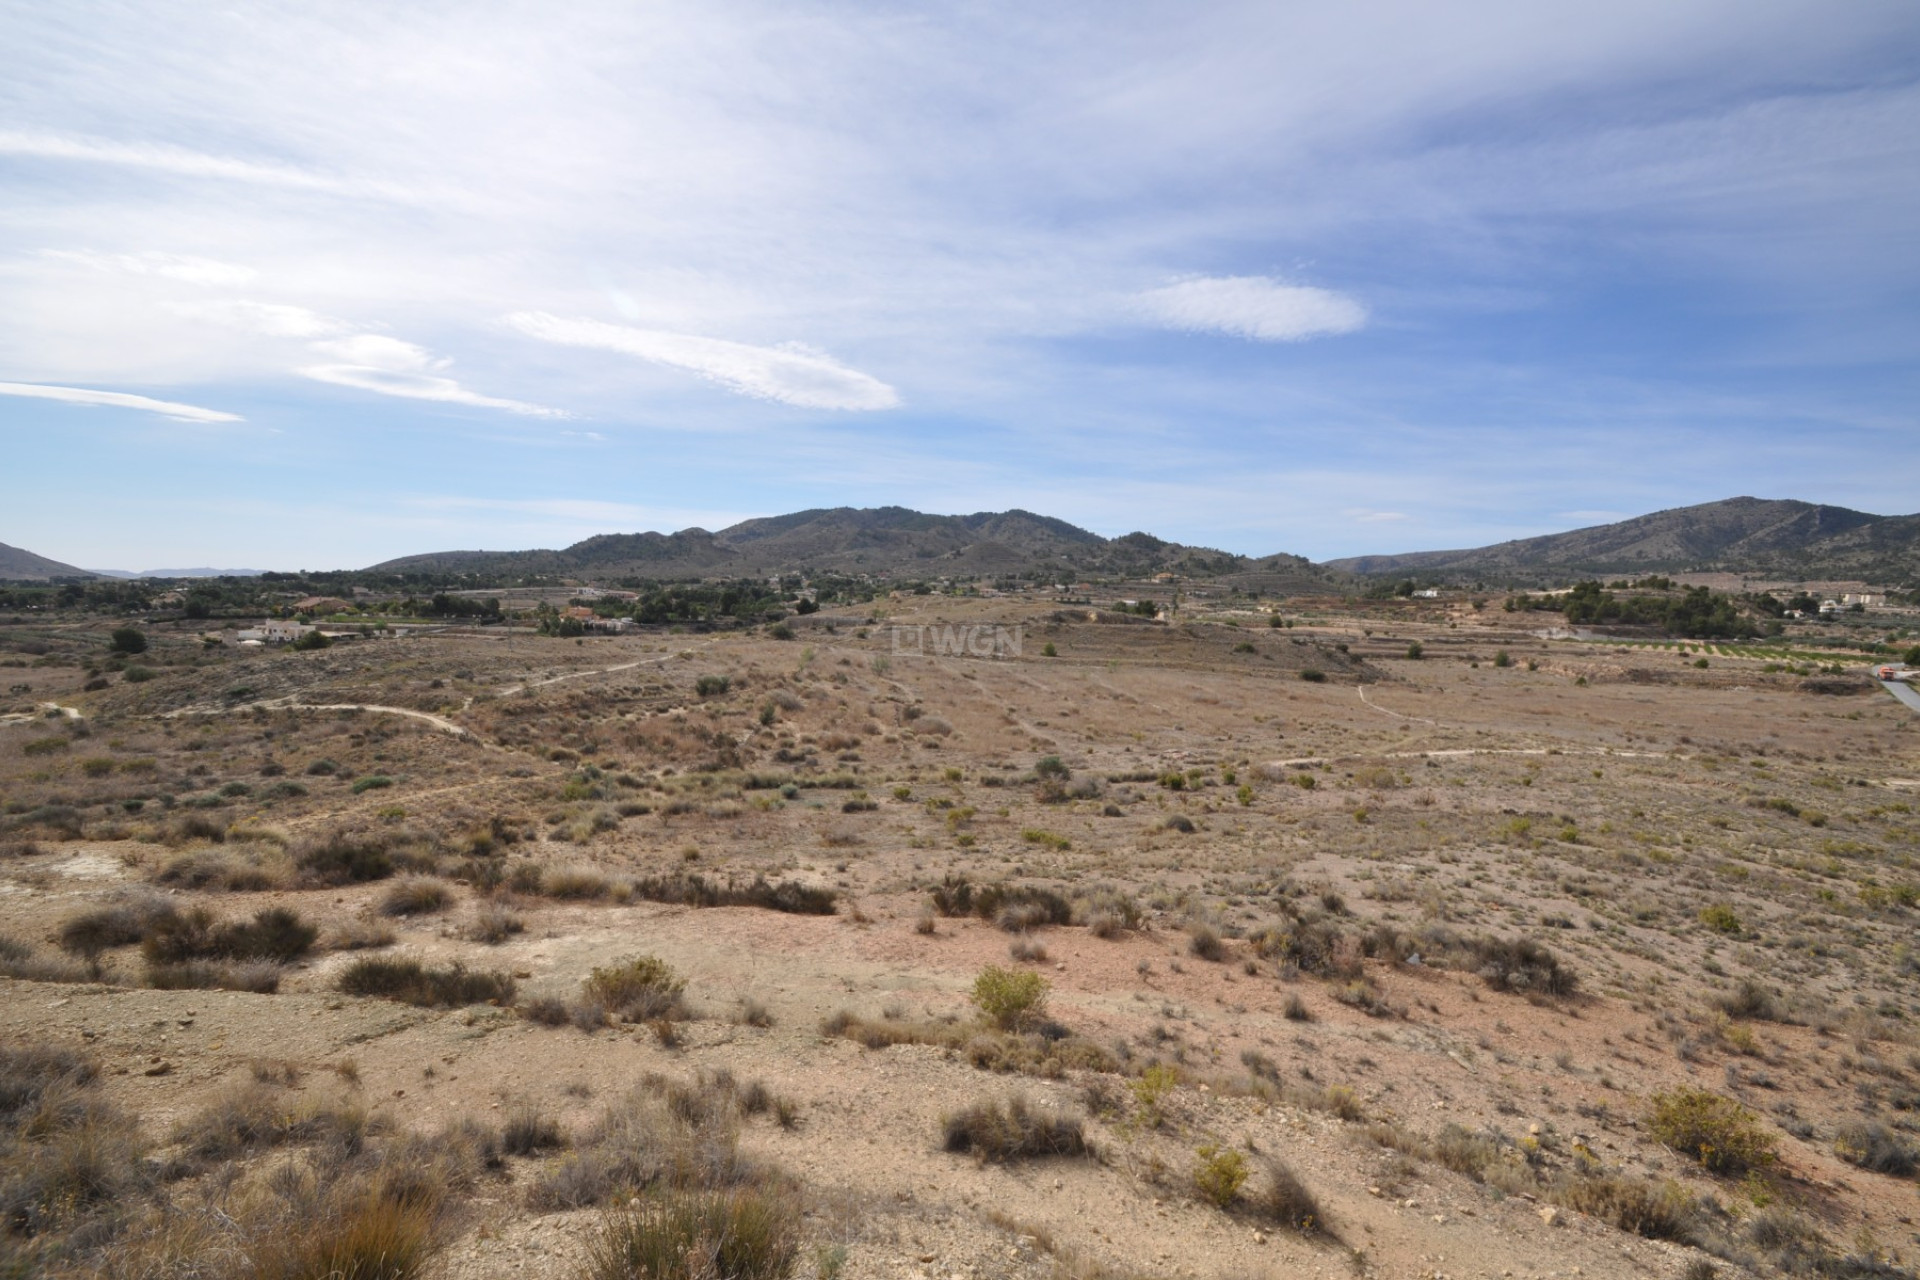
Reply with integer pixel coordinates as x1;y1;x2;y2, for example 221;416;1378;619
2;596;1918;1280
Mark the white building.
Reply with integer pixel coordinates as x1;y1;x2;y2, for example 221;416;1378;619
236;620;315;643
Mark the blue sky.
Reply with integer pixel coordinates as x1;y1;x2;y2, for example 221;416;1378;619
2;1;1917;571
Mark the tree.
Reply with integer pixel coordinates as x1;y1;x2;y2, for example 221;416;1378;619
109;626;147;655
292;629;331;650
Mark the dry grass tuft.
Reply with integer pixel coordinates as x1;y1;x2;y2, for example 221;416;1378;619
942;1096;1088;1161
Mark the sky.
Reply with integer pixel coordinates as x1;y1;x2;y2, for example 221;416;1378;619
2;1;1917;571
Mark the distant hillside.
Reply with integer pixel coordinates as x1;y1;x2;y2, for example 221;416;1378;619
88;567;268;579
1327;498;1918;583
370;505;1332;588
0;540;93;581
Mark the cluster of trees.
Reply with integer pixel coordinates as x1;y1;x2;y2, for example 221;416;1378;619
1507;581;1764;639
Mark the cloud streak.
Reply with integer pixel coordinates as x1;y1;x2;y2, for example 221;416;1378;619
0;380;241;423
299;335;563;417
0;130;424;203
505;312;900;411
1135;276;1367;342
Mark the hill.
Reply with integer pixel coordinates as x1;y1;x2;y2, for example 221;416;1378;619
0;540;93;581
369;505;1333;588
1326;497;1917;583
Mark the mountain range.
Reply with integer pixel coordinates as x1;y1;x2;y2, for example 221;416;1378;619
369;506;1330;589
1326;497;1920;582
5;497;1916;586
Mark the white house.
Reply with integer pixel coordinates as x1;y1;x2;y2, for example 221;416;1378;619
237;620;315;643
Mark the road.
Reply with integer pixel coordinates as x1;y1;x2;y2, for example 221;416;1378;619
1880;679;1920;714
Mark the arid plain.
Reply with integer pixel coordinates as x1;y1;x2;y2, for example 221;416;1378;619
3;594;1918;1280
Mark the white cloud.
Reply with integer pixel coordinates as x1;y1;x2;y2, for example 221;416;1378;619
0;130;425;203
505;312;900;411
45;250;256;287
1344;508;1410;523
0;380;241;423
1137;276;1367;342
169;299;354;338
300;362;563;417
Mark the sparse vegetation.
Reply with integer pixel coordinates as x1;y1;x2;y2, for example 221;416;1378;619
942;1096;1088;1161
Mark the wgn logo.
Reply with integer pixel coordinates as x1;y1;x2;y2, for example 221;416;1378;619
890;624;1023;659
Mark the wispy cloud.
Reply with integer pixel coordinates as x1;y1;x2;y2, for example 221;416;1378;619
1136;276;1367;342
1344;508;1410;523
0;380;240;423
0;130;424;203
505;313;900;411
300;335;563;417
45;250;256;287
169;299;353;338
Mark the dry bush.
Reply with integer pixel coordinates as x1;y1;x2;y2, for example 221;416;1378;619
1187;924;1226;962
379;877;451;917
583;1187;800;1280
293;831;396;885
329;919;398;950
583;956;688;1022
0;935;90;984
542;866;612;900
1833;1122;1918;1177
0;1042;148;1247
930;877;1068;929
466;902;525;945
1079;890;1142;938
1552;1175;1698;1242
249;1191;433;1280
173;1081;369;1163
502;1105;567;1156
57;895;174;958
336;956;515;1007
1254;1156;1323;1232
154;847;286;891
1714;979;1785;1022
148;959;282;993
520;996;574;1027
528;1078;772;1212
942;1096;1088;1161
629;872;836;915
141;905;317;964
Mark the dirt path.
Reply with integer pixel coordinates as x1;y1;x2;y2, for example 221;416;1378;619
163;698;475;737
0;701;83;726
1357;683;1437;725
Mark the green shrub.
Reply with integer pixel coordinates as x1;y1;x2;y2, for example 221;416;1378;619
694;674;732;697
970;966;1048;1030
351;775;394;794
1647;1088;1777;1176
1299;669;1325;683
21;736;69;757
1492;650;1511;668
1698;904;1741;935
109;627;147;655
122;665;155;682
1193;1143;1249;1207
